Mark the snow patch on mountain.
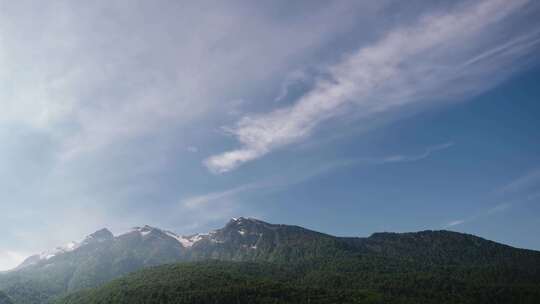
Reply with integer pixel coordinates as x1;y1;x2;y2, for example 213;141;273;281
40;241;79;260
82;228;114;245
166;232;208;248
17;217;264;269
130;225;155;237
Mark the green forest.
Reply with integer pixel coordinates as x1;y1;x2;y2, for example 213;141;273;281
56;257;540;304
3;221;540;304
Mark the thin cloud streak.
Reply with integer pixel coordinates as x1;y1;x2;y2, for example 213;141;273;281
444;202;512;229
445;220;466;228
186;142;452;213
205;0;537;173
498;168;540;194
381;142;454;163
181;182;265;209
444;170;540;229
0;1;361;159
0;1;370;270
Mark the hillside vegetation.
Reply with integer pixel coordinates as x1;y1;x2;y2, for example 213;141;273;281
1;218;539;304
56;259;540;304
0;291;13;304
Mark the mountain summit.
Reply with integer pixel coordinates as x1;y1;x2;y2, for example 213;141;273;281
1;218;539;304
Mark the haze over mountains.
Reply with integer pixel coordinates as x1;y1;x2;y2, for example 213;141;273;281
1;217;539;304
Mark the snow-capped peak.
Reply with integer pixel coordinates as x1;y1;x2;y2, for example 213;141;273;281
82;228;114;245
131;225;156;237
36;241;80;261
64;241;79;251
165;231;208;248
229;217;263;224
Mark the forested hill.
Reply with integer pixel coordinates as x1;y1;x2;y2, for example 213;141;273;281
56;260;540;304
344;230;540;266
0;291;13;304
1;218;540;304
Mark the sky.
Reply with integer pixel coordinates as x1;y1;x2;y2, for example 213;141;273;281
1;0;540;270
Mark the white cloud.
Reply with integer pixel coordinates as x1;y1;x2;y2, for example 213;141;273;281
205;0;537;173
486;203;512;215
273;69;311;103
444;201;511;229
0;1;375;256
1;0;539;264
299;142;455;180
381;142;454;163
0;1;363;159
181;183;263;209
445;220;466;228
445;167;540;229
498;168;540;194
186;142;453;214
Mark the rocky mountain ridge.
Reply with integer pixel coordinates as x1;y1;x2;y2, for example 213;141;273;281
1;217;539;304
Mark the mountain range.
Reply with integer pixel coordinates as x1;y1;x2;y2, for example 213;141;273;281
1;217;539;304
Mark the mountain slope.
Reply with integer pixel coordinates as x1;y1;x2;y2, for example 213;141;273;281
346;230;540;267
55;261;383;304
0;292;13;304
1;217;540;304
55;260;540;304
0;226;188;304
185;217;353;262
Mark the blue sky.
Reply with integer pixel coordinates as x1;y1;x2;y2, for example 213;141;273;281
1;0;540;270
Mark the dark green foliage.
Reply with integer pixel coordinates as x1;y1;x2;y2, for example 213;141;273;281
187;218;353;262
2;219;540;303
56;261;383;304
55;259;540;304
348;230;540;267
0;228;185;304
0;291;13;304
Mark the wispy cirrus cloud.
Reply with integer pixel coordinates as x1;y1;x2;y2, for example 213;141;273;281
0;1;363;159
498;168;540;195
380;142;454;163
445;168;540;228
444;202;513;229
185;142;452;214
205;0;538;173
0;1;373;270
181;182;264;209
445;220;466;228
